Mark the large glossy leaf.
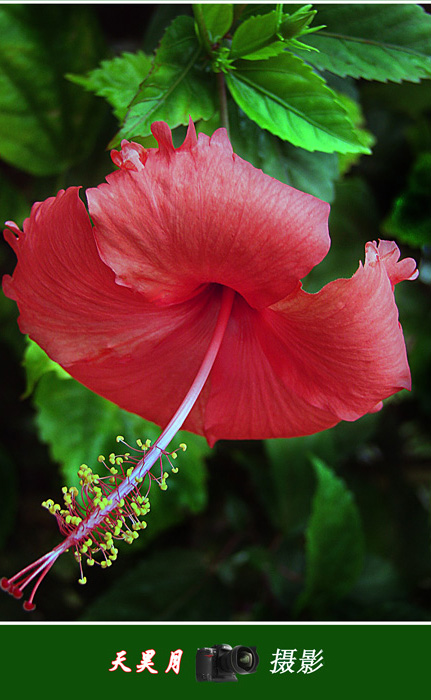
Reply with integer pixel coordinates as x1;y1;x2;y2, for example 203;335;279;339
226;53;370;154
296;457;365;615
114;15;216;144
0;5;105;175
298;3;431;83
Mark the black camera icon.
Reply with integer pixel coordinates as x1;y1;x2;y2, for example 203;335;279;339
196;643;259;682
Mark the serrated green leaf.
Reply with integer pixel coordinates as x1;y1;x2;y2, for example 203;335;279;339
229;104;339;202
199;3;233;43
296;457;365;615
229;9;282;60
383;152;431;248
67;51;153;122
114;15;216;144
230;5;320;61
0;5;105;175
226;53;370;154
298;4;431;83
32;372;210;539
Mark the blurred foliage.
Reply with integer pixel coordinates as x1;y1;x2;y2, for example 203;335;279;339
0;3;430;623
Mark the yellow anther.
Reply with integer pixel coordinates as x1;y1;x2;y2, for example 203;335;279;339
116;435;124;443
136;438;143;447
145;439;152;448
109;453;116;464
126;467;133;477
179;443;187;452
97;455;105;463
171;452;177;459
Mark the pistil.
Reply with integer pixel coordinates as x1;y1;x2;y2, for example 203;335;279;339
1;285;235;611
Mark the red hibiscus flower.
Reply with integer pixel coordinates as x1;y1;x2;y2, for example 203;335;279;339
3;120;418;446
1;120;418;610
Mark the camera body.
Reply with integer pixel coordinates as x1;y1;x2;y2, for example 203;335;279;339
196;643;259;682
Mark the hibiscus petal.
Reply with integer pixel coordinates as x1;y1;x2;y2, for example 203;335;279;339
87;121;331;310
202;241;416;444
3;188;231;431
3;188;152;364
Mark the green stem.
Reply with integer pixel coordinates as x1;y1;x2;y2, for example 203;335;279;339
217;71;230;137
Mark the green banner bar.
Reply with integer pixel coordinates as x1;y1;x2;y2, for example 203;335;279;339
1;623;430;697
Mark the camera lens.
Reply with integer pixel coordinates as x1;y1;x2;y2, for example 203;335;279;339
230;646;259;675
238;651;253;670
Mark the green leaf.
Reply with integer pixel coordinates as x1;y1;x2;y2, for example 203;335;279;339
22;338;70;398
67;51;153;122
297;4;431;83
199;3;233;43
238;41;288;62
32;372;210;538
333;90;376;174
114;15;216;144
383;152;431;249
261;434;335;535
229;9;282;60
229;5;319;61
296;457;365;615
0;5;105;175
228;104;339;202
226;53;371;154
